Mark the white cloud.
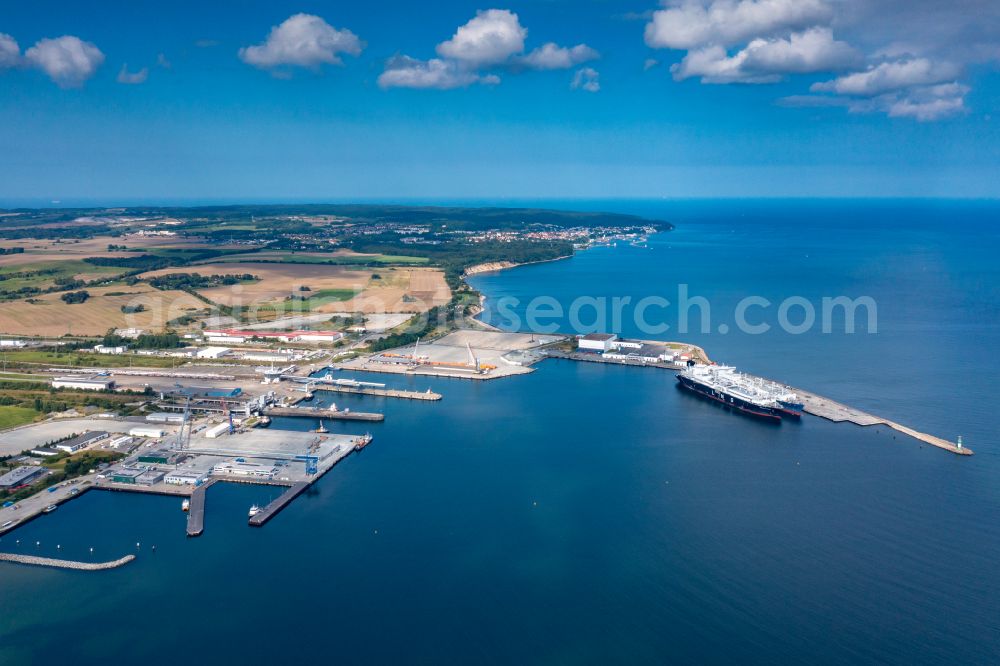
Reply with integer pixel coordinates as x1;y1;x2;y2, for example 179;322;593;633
380;8;597;91
436;9;526;66
117;64;148;85
0;33;19;69
742;28;861;73
239;13;362;71
886;83;969;121
571;67;600;92
811;58;961;96
24;36;104;88
673;27;860;82
377;56;499;90
644;58;661;70
672;46;777;83
516;42;598;70
645;0;833;50
156;53;171;69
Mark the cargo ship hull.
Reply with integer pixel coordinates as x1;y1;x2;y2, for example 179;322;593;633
677;374;783;422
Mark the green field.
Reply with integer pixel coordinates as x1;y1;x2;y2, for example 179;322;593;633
0;405;40;429
0;260;125;293
2;350;179;368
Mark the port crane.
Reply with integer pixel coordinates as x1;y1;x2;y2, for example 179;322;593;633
175;397;192;450
220;397;235;434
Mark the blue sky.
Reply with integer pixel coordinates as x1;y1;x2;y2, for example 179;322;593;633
1;0;998;204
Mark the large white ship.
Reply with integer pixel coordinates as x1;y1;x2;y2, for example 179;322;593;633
677;363;802;421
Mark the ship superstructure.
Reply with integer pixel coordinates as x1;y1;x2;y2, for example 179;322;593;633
676;363;802;421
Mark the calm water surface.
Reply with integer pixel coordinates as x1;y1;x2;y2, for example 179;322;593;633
2;200;998;665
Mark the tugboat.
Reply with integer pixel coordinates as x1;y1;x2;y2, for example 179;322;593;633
312;420;329;434
248;504;261;518
181;498;190;512
354;433;374;451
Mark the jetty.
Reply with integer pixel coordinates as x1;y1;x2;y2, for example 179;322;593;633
248;481;309;527
265;406;384;422
0;552;136;571
795;388;972;456
185;479;218;537
312;385;441;401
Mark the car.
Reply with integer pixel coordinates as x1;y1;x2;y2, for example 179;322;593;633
69;488;80;496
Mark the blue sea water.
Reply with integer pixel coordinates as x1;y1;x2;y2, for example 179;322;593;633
1;200;998;665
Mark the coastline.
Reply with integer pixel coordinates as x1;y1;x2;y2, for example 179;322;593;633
462;253;574;278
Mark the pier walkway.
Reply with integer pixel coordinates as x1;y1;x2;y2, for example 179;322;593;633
795;388;972;455
0;552;136;571
312;386;441;401
248;481;309;527
186;479;217;537
265;407;384;422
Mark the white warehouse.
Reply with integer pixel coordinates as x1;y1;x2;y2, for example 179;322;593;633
577;333;618;352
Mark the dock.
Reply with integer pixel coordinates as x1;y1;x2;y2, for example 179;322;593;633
545;347;973;457
265;406;384;422
312;385;441;401
248;481;309;527
185;479;217;537
795;388;972;455
0;552;136;571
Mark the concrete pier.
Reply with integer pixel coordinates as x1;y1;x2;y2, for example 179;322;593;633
186;480;217;537
248;481;309;527
795;388;973;455
265;406;384;422
312;385;442;401
0;552;136;571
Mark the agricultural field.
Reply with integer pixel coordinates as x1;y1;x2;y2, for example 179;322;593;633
0;284;206;336
200;250;429;266
0;405;40;429
0;349;178;368
139;262;450;315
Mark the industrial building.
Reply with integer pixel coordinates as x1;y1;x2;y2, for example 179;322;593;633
136;470;166;486
212;460;278;479
51;376;116;391
145;412;186;424
55;431;109;453
93;344;127;354
137;450;172;464
204;329;344;344
0;465;46;489
204;422;232;439
603;344;675;364
165;470;209;486
196;346;232;359
0;339;27;348
577;333;618;352
129;426;166;438
110;469;144;484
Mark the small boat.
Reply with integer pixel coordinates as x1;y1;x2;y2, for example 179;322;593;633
181;498;190;512
248;504;261;518
42;504;58;514
354;433;373;451
257;415;271;428
312;420;329;434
